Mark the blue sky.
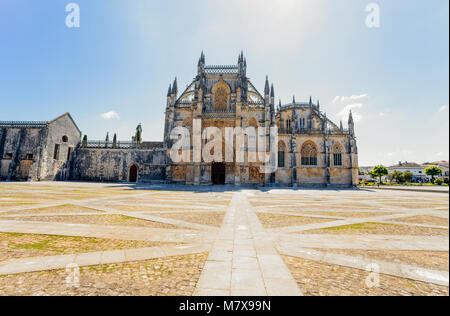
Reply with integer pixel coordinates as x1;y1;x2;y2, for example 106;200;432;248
0;0;448;166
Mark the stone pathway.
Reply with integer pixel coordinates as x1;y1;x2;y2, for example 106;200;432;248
0;220;213;243
194;192;302;296
0;244;210;275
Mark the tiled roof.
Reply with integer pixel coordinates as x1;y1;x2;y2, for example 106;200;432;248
389;162;424;168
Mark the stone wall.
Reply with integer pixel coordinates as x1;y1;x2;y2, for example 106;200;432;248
0;127;45;180
36;114;82;181
70;148;168;183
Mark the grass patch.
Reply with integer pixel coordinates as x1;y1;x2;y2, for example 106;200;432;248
3;232;25;237
12;240;51;250
322;222;395;232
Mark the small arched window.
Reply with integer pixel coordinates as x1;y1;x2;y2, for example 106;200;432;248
301;142;318;166
333;145;343;167
62;136;68;143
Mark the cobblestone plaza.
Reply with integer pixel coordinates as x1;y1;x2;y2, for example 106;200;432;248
0;182;448;296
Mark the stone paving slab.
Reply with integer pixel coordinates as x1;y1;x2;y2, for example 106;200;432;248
0;212;102;218
0;220;214;243
76;203;219;232
361;186;449;194
275;234;449;251
278;246;449;287
0;244;210;275
268;212;430;234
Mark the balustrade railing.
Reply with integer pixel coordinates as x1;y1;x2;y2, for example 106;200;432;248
81;141;164;150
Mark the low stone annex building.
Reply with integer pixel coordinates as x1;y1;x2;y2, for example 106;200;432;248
0;113;81;181
0;53;359;187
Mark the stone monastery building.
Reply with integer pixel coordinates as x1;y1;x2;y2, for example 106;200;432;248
0;53;359;187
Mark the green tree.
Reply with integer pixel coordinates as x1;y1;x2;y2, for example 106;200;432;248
370;165;389;185
425;166;442;182
82;135;88;147
390;171;404;184
113;133;117;148
402;171;413;183
135;129;142;145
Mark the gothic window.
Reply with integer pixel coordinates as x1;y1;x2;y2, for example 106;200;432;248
301;142;318;166
278;142;286;168
333;145;343;167
213;82;230;111
300;117;306;129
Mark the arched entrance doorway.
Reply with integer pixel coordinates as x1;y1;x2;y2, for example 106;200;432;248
212;163;226;185
129;164;138;183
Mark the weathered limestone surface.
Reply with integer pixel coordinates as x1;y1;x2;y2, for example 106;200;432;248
71;148;167;183
0;113;81;182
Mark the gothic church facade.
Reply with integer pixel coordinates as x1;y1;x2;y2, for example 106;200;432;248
164;52;359;187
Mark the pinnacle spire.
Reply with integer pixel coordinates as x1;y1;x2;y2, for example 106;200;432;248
349;109;354;123
309;96;312;106
270;84;274;98
167;84;172;97
172;77;178;95
198;51;205;66
264;76;270;95
238;51;244;63
293;95;296;104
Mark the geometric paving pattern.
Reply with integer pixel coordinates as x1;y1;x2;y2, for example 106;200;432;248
0;182;448;296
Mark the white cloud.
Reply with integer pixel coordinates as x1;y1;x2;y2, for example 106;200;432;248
332;96;341;104
438;105;448;113
336;103;364;122
332;94;368;104
328;94;369;125
100;110;120;120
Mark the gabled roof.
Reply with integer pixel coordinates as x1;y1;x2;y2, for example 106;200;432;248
49;112;82;135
